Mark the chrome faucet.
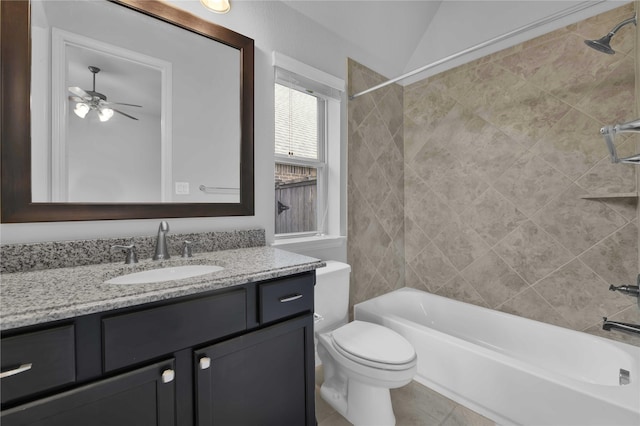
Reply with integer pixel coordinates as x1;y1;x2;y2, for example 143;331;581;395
152;221;171;261
602;317;640;335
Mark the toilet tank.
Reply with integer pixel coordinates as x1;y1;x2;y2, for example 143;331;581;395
315;261;351;334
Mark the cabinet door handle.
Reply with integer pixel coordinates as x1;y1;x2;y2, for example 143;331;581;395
199;357;211;370
161;369;175;384
279;294;303;303
0;363;33;379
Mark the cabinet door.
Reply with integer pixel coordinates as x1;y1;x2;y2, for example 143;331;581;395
1;359;176;426
195;315;315;426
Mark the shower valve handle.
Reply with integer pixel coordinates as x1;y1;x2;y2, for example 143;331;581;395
608;284;640;297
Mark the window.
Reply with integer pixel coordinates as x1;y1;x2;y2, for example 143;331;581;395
274;83;326;235
273;53;343;239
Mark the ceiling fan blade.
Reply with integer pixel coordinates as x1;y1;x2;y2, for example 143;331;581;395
68;95;86;103
102;101;143;108
68;86;91;99
113;108;139;120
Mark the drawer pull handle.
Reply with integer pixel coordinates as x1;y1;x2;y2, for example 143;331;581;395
161;369;175;384
199;357;211;370
279;294;303;303
0;363;33;379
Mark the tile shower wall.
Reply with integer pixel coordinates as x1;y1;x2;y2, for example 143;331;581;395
348;3;640;346
403;3;639;346
347;58;405;307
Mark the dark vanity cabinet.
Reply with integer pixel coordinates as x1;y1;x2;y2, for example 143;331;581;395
1;272;316;426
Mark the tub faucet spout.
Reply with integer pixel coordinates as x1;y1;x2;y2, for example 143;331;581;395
602;317;640;335
152;220;170;261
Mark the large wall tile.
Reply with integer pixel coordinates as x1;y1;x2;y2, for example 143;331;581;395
579;222;638;286
494;220;574;285
532;184;627;256
460;250;529;308
493;152;572;217
497;288;570;328
459;188;528;247
533;259;634;330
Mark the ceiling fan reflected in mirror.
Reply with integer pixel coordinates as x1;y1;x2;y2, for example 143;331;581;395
68;66;141;122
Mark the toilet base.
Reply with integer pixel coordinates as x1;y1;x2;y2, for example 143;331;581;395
320;378;396;426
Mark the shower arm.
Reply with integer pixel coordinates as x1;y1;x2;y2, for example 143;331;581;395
600;118;640;164
607;15;637;37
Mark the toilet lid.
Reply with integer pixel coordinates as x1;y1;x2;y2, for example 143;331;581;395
331;321;415;365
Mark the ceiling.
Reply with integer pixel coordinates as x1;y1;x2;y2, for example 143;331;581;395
281;0;442;78
280;0;629;83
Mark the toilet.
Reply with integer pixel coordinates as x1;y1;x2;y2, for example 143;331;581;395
315;261;417;426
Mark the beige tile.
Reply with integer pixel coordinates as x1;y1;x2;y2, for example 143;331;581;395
404;216;430;263
432;219;491;272
441;404;495;426
318;411;352;426
435;274;489;308
532;183;627;256
408;242;457;292
378;237;405;290
376;191;404;239
349;128;377;184
583;305;640;347
430;165;489;214
459;188;528;247
391;381;456;425
575;137;637;195
494;220;574;285
533;259;634;330
361;162;393;211
499;33;626;106
531;109;611;180
405;185;455;240
579;222;638;287
577;55;635;124
377;140;404;193
376;84;404;139
408;139;461;184
456;121;526;183
461;250;529;308
461;63;570;147
493;151;572;217
404;80;457;129
359;108;395;162
498;288;570;328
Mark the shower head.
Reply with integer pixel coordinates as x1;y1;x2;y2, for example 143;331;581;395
584;35;615;54
584;15;636;55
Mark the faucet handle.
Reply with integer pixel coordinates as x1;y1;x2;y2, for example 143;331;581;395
181;240;193;258
111;244;139;264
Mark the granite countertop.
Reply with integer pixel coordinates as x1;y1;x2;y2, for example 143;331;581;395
0;247;324;331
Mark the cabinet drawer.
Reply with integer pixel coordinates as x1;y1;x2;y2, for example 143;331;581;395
259;274;314;324
1;325;75;404
103;289;246;372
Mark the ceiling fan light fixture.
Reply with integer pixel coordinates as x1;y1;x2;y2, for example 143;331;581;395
200;0;230;14
74;102;90;119
98;107;114;122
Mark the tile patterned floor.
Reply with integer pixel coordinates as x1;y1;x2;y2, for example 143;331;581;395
316;367;495;426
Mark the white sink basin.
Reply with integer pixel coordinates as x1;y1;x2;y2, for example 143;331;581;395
105;265;224;284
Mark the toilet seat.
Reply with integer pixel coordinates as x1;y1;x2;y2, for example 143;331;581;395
331;321;416;370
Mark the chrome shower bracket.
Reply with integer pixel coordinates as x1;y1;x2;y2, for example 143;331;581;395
600;118;640;164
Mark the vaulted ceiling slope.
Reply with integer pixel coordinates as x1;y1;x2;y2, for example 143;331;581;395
283;0;630;85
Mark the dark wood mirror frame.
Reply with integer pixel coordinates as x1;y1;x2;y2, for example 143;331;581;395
1;0;254;223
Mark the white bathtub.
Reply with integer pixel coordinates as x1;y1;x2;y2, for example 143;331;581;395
354;287;640;426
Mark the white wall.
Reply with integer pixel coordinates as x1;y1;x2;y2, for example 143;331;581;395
1;0;360;249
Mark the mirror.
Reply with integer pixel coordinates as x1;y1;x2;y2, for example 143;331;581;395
1;0;254;222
